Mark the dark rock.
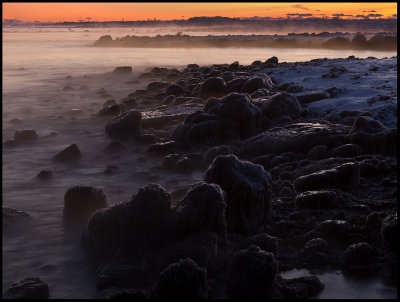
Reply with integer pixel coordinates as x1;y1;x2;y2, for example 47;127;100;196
105;110;142;140
82;184;172;251
166;84;184;96
227;245;277;298
4;139;20;147
187;63;199;70
136;134;157;145
162;95;176;105
154;258;208;299
109;289;148;299
142;114;187;130
204;145;233;165
4;277;49;299
96;264;144;289
204;154;272;234
294;162;359;193
241;76;267;94
221;71;235;82
121;97;137;109
306;145;328;160
175;157;194;173
147;81;170;91
53;144;81;162
265;56;278;65
350;116;385;133
245;233;278;256
63;85;73;91
225;77;247;93
262;92;301;119
300;238;330;265
147;141;181;155
343;242;380;271
240;122;349;158
14;130;38;140
198;77;226;99
174;182;227;243
103;99;116;108
2;207;30;220
297;90;331;104
251;88;269;98
274;276;324;299
63;185;107;223
295;190;338;210
305;220;351;244
327;144;363;158
36;170;53;180
381;213;397;251
113;66;132;74
349;128;396;155
97;104;126;118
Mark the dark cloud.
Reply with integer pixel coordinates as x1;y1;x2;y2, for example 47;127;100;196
369;10;376;12
355;14;366;18
291;4;310;10
392;14;397;17
332;13;353;17
86;17;92;19
368;13;383;17
286;13;313;17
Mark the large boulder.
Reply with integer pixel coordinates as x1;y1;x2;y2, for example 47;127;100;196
295;190;338;209
240;122;349;158
153;258;208;299
204;154;272;234
241;76;271;94
227;245;277;298
305;220;351;244
14;130;38;140
4;277;49;299
245;233;278;256
262;92;301;120
342;242;380;271
174;182;227;243
198;77;226;99
294;162;359;192
63;185;108;223
105;109;142;140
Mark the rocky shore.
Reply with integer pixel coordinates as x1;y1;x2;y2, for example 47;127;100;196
4;55;397;299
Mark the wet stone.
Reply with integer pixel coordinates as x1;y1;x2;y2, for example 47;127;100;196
4;277;49;299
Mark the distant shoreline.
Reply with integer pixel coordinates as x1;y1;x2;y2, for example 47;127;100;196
92;33;397;51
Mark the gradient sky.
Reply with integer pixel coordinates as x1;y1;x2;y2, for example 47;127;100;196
3;2;397;22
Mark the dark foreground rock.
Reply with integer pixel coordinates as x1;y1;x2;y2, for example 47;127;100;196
227;245;277;298
105;109;142;140
63;185;108;223
273;275;324;299
14;130;38;141
4;277;49;299
153;258;208;299
36;170;53;180
204;154;272;234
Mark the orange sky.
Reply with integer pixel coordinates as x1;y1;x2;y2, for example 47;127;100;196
3;2;397;22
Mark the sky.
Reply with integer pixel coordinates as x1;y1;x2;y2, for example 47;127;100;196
2;2;397;22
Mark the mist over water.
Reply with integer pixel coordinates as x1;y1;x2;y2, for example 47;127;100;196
2;26;397;298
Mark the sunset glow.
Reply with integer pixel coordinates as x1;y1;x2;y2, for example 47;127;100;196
3;2;397;22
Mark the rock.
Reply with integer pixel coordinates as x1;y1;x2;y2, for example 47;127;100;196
147;141;181;155
96;264;144;289
240;122;349;158
62;85;73;91
4;277;49;299
204;145;233;165
300;238;330;265
227;245;277;298
327;144;363;158
294;162;359;193
136;134;157;145
265;56;278;65
121;97;137;109
14;130;38;140
162;95;176;105
381;213;397;251
343;242;380;271
221;71;235;82
349;128;396;155
274;276;324;299
82;184;173;251
96;104;126;118
296;90;331;104
204;154;272;234
262;92;301;120
187;63;199;70
53;144;81;162
36;170;53;180
245;233;278;256
166;84;184;96
103;99;116;108
2;207;30;219
3;139;20;147
141;114;187;130
147;81;170;91
109;289;148;299
175;157;194;173
241;77;265;94
174;182;227;243
305;220;351;244
153;258;208;299
205;92;264;138
105;109;142;140
63;185;107;223
306;145;328;160
295;190;338;210
162;153;181;169
251;88;269;98
225;77;247;93
350;116;385;133
113;66;132;74
198;77;226;99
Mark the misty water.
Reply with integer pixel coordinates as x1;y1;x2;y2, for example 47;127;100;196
2;27;397;298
